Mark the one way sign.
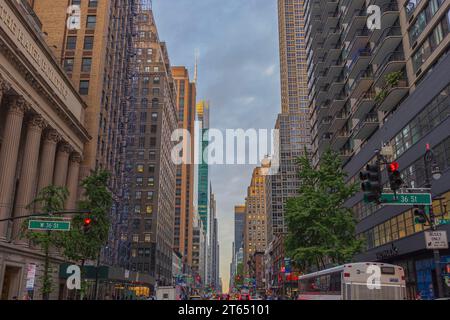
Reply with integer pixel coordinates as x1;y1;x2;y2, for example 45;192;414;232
425;231;449;250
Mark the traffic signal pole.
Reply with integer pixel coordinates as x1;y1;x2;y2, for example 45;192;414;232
424;148;445;299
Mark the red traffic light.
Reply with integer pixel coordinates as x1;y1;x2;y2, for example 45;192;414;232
389;161;399;172
83;218;92;226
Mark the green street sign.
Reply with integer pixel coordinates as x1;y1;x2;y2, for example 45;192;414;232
28;220;71;231
436;219;450;226
380;193;432;205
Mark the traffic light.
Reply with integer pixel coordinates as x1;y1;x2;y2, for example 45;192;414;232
388;161;403;192
413;205;427;225
360;163;382;203
82;217;93;233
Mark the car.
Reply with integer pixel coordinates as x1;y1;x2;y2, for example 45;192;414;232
189;295;202;300
239;294;251;300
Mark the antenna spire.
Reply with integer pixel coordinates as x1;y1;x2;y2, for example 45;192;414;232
194;48;199;84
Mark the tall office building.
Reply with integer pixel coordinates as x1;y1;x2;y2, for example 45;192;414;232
243;162;270;274
172;66;197;270
208;187;220;289
306;0;450;299
123;4;178;286
234;205;246;257
30;0;133;266
0;0;89;299
196;100;210;233
269;0;311;243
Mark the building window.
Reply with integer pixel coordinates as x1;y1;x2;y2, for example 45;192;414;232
134;205;141;214
147;191;154;200
136;164;144;173
88;0;98;7
79;80;89;95
84;36;94;50
144;233;151;242
64;58;74;72
146;205;153;215
135;191;142;200
148;177;154;187
86;16;97;29
132;234;139;243
66;36;77;50
81;58;92;73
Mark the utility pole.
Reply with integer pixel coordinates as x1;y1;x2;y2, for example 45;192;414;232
423;146;445;299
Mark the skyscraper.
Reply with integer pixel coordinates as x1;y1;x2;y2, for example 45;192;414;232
243;162;270;275
30;0;133;266
172;66;197;270
196;100;210;233
269;0;311;243
208;186;220;289
306;0;450;299
124;4;178;287
234;205;246;256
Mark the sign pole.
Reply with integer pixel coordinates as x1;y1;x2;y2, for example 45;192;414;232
424;146;445;299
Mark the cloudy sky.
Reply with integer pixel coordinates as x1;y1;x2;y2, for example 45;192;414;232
153;0;280;292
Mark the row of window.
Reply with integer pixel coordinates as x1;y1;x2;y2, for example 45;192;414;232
412;9;450;71
408;0;445;44
358;191;450;250
66;35;94;51
71;0;98;7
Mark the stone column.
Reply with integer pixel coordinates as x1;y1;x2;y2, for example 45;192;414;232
0;97;27;239
0;77;11;106
12;115;46;244
53;143;72;187
36;129;61;194
65;153;82;210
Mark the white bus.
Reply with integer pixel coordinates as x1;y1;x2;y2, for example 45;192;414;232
297;262;406;300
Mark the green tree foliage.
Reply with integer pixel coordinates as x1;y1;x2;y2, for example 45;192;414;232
21;186;69;300
285;149;363;272
59;169;113;262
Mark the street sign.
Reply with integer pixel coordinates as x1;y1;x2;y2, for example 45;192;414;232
436;219;450;226
28;220;71;231
379;193;432;205
425;231;448;250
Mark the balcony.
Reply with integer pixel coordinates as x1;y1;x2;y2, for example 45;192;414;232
371;26;402;65
316;84;330;105
349;68;374;99
324;47;342;66
323;29;341;51
329;91;348;115
369;1;400;44
318;116;333;137
353;112;379;140
329;111;350;133
324;11;340;34
339;148;354;164
331;129;351;151
347;48;372;79
319;132;332;153
342;0;366;23
346;29;370;60
373;51;406;88
317;100;330;120
352;89;376;120
376;79;409;113
344;15;367;43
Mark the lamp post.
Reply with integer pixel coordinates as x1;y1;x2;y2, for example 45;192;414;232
423;144;445;299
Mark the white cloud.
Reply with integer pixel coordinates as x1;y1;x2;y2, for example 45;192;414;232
264;64;276;76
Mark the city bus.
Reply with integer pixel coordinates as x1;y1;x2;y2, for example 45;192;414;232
297;262;406;300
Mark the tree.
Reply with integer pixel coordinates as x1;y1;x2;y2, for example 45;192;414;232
285;149;363;272
22;186;69;300
58;169;113;298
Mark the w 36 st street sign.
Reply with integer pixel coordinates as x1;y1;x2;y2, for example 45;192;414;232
28;220;71;231
380;193;432;205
